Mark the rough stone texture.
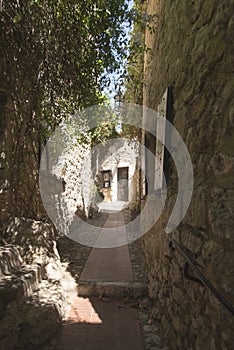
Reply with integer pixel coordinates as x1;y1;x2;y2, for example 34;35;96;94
40;140;93;235
0;91;46;222
17;280;65;350
142;0;234;349
1;217;59;265
40;136;140;236
0;301;20;350
0;217;75;350
55;209;164;350
95;138;139;204
0;91;8;220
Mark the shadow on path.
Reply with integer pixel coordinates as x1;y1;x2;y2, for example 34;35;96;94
55;296;145;350
55;208;147;350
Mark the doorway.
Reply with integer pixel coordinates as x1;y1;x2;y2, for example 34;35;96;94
117;167;129;201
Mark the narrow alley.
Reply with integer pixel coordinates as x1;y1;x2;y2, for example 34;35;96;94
55;208;165;350
0;0;234;349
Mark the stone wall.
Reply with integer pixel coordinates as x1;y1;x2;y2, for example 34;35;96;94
40;141;93;235
0;217;69;350
43;137;140;236
96;138;139;205
0;91;8;219
0;90;45;221
141;0;234;349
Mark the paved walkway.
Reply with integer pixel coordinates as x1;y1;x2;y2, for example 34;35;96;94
55;210;145;350
56;296;144;350
80;211;133;281
97;201;129;213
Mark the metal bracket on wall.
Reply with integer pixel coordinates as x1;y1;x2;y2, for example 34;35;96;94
183;262;202;284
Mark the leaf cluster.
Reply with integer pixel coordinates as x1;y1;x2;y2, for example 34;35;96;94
124;0;156;105
0;0;133;133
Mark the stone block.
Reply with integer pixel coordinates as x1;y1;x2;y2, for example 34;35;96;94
78;280;147;298
141;0;234;347
209;153;234;177
208;188;234;241
183;186;208;229
180;230;204;254
0;301;19;350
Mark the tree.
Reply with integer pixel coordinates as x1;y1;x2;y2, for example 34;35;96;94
0;0;133;131
124;0;146;105
0;0;134;218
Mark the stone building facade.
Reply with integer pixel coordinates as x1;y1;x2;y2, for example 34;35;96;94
94;138;139;207
39;139;93;235
39;135;140;236
140;0;234;349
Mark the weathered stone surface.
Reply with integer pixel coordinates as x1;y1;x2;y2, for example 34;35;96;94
0;218;75;350
0;301;19;350
141;0;234;348
78;280;147;298
208;188;234;241
146;334;161;346
183;187;208;229
18;280;65;350
40;141;93;235
2;217;58;265
209;153;234;177
0;91;46;221
180;230;204;254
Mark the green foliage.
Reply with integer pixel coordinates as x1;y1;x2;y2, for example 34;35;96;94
124;0;157;106
124;0;146;105
0;0;133;136
90;122;118;145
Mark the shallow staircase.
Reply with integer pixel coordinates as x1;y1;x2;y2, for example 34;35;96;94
78;279;147;298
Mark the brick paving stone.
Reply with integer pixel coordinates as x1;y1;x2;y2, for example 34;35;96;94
56;296;145;350
80;211;134;282
54;208;169;350
80;245;134;281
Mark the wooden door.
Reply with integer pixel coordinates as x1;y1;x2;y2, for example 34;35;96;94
117;167;129;201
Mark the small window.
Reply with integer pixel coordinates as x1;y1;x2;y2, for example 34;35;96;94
104;181;110;188
101;170;111;188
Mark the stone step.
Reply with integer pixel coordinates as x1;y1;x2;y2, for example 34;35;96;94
0;244;23;276
18;280;66;350
0;245;44;318
78;279;147;298
0;263;44;317
0;279;66;350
